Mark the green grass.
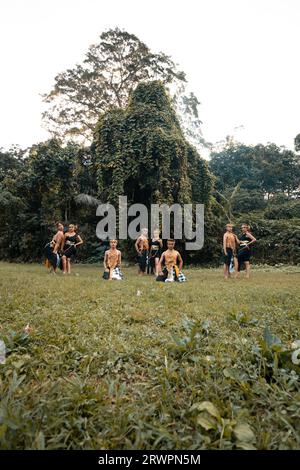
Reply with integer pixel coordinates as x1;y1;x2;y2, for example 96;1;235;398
0;262;299;450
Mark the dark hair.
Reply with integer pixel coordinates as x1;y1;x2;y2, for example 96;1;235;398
167;238;175;242
55;221;63;228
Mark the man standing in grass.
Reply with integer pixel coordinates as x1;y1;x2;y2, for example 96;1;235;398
223;223;239;280
44;221;65;274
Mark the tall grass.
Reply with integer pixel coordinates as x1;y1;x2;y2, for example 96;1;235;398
0;263;299;449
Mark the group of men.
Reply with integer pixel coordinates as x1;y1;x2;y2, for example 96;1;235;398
103;229;186;282
102;222;256;282
45;222;256;282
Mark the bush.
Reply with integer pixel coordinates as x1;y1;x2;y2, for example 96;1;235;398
235;216;300;265
264;198;300;220
232;189;266;213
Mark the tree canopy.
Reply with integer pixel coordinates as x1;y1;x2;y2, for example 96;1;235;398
210;142;300;197
42;28;206;150
42;28;184;140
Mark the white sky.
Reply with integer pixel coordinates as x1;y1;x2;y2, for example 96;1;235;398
0;0;299;151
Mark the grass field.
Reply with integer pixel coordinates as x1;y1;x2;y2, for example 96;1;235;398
0;262;299;450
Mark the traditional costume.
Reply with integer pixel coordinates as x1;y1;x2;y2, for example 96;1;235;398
44;239;61;270
223;232;237;267
147;238;162;274
156;249;186;282
103;249;123;280
137;237;149;273
62;233;79;258
237;233;252;271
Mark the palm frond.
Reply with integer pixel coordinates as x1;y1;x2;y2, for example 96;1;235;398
74;193;101;207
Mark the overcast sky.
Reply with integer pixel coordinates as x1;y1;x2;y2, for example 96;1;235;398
0;0;299;152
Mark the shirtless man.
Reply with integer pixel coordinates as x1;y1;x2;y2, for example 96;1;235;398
223;223;239;280
156;239;184;282
103;239;122;280
44;222;65;274
135;228;149;276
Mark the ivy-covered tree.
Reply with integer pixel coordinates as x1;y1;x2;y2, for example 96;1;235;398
93;81;213;209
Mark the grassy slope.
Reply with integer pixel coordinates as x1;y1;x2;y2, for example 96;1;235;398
0;262;299;450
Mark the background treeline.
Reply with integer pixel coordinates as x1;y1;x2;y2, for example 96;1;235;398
0;28;300;265
1;131;300;265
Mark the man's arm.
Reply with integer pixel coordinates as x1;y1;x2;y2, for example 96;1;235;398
223;234;227;255
177;252;183;270
104;251;108;269
157;252;165;274
118;251;121;267
135;237;141;253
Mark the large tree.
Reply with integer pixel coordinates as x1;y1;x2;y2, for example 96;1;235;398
42;28;205;149
93;80;213;209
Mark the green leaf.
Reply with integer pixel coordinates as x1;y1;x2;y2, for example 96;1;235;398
233;423;256;443
197;414;217;431
291;348;300;365
11;360;26;369
223;367;245;382
195;401;221;419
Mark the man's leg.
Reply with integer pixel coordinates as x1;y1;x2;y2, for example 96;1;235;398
245;261;250;279
224;263;229;279
233;256;239;279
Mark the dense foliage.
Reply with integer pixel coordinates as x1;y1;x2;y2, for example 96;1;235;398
0;142;99;261
210;142;300;197
94;81;212;206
